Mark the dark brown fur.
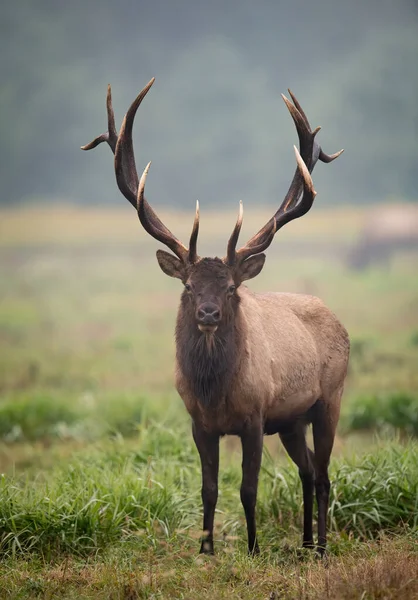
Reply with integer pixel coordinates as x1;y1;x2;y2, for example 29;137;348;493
175;259;240;407
173;258;349;557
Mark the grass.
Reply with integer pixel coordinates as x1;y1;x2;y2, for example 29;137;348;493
0;205;417;598
0;434;417;598
0;534;417;599
341;392;418;437
0;433;416;557
0;391;170;443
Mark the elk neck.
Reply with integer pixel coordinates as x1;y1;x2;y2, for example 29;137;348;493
175;290;241;407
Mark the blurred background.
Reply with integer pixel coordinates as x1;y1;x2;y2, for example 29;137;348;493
1;4;418;586
0;0;418;452
2;0;418;207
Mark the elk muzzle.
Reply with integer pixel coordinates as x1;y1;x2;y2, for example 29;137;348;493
196;302;221;333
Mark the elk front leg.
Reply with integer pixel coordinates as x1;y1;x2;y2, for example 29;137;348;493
240;421;263;555
192;422;219;554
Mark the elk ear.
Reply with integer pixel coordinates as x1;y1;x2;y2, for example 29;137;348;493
156;249;185;280
238;254;266;282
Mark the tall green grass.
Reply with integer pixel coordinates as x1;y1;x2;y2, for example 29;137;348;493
0;428;416;558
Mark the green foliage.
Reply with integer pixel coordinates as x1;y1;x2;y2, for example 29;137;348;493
0;463;195;557
348;337;371;362
0;435;416;558
329;444;418;536
4;389;416;446
260;443;418;543
0;392;164;443
0;394;79;442
342;393;418;436
0;426;199;557
410;331;418;347
82;393;162;439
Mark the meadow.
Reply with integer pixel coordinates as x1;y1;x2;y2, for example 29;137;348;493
0;204;417;599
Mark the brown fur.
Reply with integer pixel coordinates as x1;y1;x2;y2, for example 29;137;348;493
171;256;349;556
175;266;350;435
82;77;349;557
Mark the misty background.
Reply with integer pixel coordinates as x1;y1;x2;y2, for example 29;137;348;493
2;0;417;210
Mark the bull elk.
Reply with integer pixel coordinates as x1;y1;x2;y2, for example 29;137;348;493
82;78;350;556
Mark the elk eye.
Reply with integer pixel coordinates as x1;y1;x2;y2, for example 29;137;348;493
184;283;192;292
228;284;236;294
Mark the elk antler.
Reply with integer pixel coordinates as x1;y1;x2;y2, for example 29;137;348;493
137;162;200;263
81;79;200;264
226;90;343;265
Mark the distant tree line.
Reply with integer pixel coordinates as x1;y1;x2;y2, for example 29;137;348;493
1;0;417;207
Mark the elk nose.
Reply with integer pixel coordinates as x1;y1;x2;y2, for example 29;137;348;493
197;303;221;325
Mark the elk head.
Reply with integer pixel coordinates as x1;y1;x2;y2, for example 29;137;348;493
82;79;343;337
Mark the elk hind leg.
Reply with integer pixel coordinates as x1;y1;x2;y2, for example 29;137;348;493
240;422;263;555
312;389;343;556
279;421;315;548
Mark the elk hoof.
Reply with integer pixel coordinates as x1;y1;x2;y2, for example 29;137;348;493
248;543;260;556
316;546;329;565
199;540;214;555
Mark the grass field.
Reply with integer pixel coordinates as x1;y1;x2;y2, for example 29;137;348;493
0;205;417;599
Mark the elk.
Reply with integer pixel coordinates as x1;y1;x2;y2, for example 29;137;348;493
82;78;350;556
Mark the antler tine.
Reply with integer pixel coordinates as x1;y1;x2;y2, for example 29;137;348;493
137;162;190;262
319;148;344;163
276;92;318;209
276;90;342;214
234;218;277;264
233;147;316;264
272;145;317;231
81;79;152;208
287;89;310;131
226;200;244;265
286;89;343;167
188;201;200;264
226;200;277;265
114;78;154;208
232;90;341;262
239;91;316;255
81;79;198;261
81;79;162;216
81;84;118;153
114;79;185;240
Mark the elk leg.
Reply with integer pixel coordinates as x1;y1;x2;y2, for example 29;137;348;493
192;422;219;554
279;422;315;548
312;391;342;556
240;422;263;555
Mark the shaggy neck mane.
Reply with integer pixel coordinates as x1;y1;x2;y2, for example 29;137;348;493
176;294;240;407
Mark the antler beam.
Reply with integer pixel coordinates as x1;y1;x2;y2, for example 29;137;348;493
226;91;343;265
81;79;200;264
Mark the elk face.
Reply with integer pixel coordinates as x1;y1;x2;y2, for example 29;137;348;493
156;253;266;334
184;259;232;334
